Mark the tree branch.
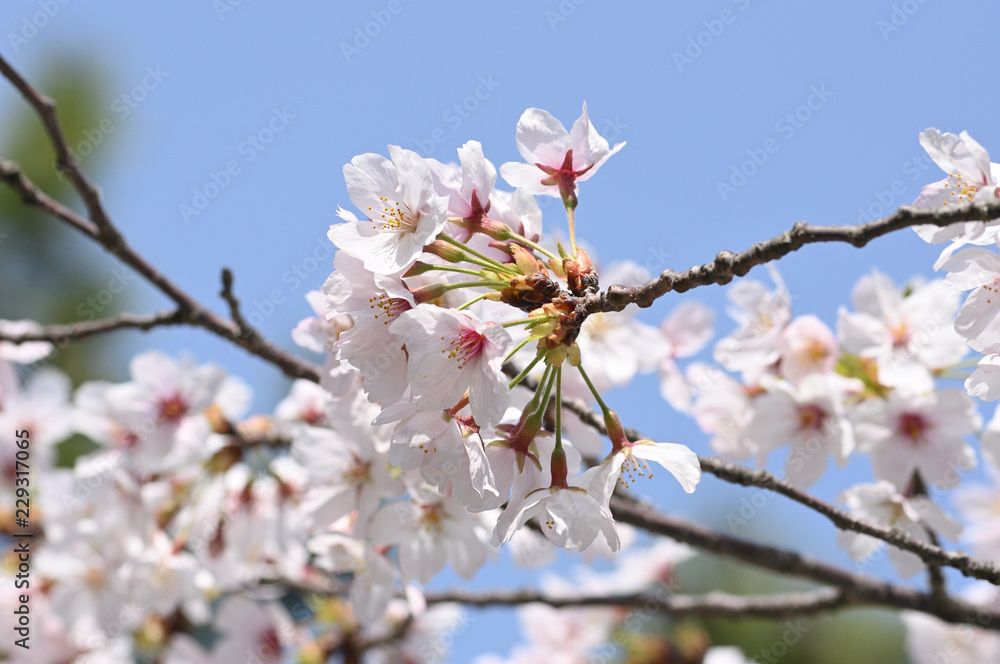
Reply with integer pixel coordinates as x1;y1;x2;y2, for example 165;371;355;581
0;53;113;234
425;587;847;620
0;52;320;383
539;377;1000;585
0;158;98;237
587;201;1000;312
0;310;186;344
609;494;998;630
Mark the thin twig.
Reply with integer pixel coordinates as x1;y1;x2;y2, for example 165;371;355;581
0;52;320;383
425;587;846;619
538;375;1000;585
609;495;1000;630
0;158;97;237
0;310;186;344
0;54;113;234
220;268;255;338
587;200;1000;312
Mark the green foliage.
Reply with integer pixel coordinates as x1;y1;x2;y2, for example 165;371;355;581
0;55;128;387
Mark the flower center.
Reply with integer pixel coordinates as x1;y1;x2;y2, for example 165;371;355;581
798;338;831;366
369;195;419;233
980;277;1000;306
157;393;188;423
420;503;445;533
369;294;410;324
618;447;653;489
796;403;827;433
897;412;930;445
942;172;981;205
890;321;911;349
442;328;486;369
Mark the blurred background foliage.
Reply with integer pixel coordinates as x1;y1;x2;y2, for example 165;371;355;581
0;54;129;462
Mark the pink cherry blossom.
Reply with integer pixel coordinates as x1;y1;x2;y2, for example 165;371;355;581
778;314;837;384
853;388;980;491
658;301;714;412
391;305;512;428
499;103;624;205
744;374;857;487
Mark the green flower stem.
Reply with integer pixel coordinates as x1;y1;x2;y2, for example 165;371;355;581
498;228;559;261
438;233;517;274
507;350;545;390
535;362;557;420
424;265;489;277
554;365;564;452
456;292;491;311
440;280;510;293
501;315;556;329
504;334;536;364
576;363;611;415
566;206;577;259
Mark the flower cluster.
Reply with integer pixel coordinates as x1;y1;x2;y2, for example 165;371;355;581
6;117;1000;662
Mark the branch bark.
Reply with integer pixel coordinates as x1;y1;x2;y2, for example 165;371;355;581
609;494;1000;630
542;377;1000;585
0;310;186;343
586;201;1000;312
0;53;320;383
425;587;847;620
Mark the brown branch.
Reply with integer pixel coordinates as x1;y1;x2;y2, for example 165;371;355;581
0;158;97;237
609;495;997;630
531;373;1000;586
588;200;1000;312
0;52;320;383
425;587;846;620
0;54;113;235
220;268;256;338
0;310;186;344
698;456;1000;585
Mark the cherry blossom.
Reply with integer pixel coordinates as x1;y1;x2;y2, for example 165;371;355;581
657;301;715;412
902;584;1000;663
744;374;856;487
938;243;1000;354
714;267;791;380
499;103;624;206
777;314;837;384
687;363;758;461
837;271;967;392
837;480;961;576
912;129;1000;245
852;387;980;491
957;490;1000;569
391;305;512;428
368;484;495;583
329;146;449;275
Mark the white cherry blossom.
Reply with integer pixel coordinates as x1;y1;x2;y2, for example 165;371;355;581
330;146;449;275
837;480;961;577
391;305;512;428
852;388;980;491
912;129;1000;245
500;102;624;203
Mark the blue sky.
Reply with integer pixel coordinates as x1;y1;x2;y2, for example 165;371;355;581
3;0;1000;660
